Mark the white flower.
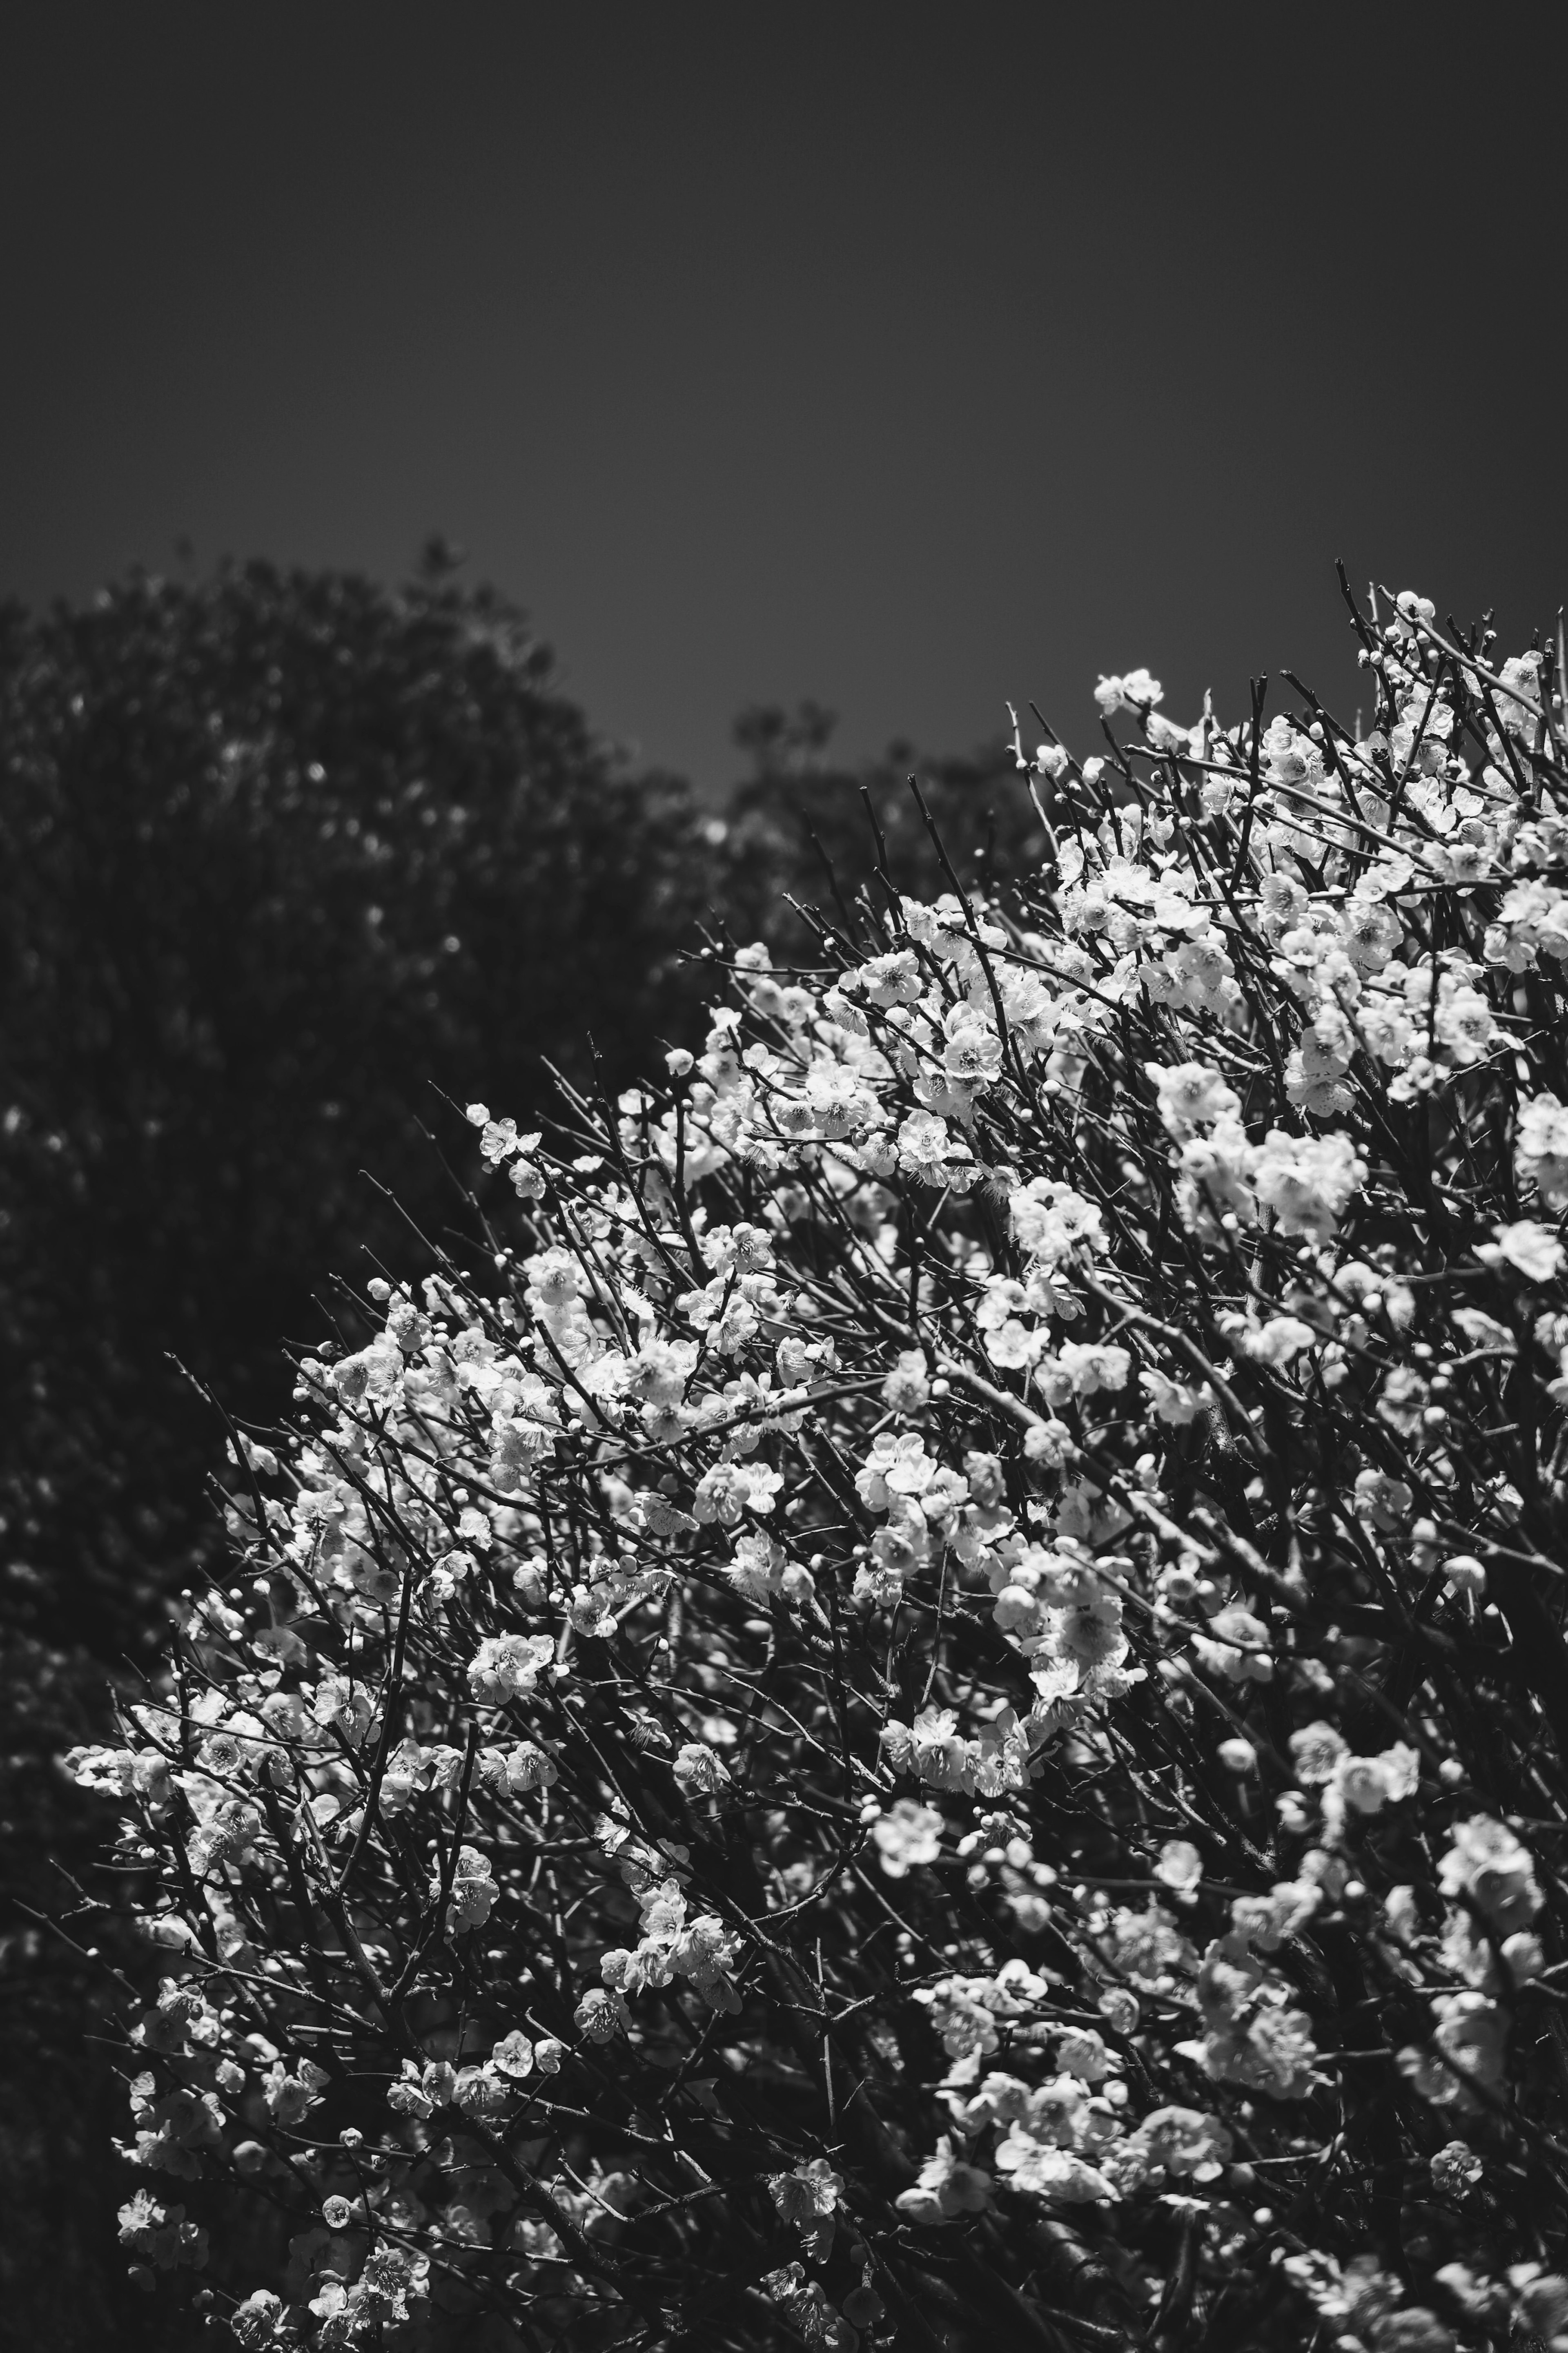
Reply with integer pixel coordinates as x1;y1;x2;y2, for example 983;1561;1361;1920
942;1017;1004;1084
1250;1129;1365;1242
624;1335;699;1408
871;1799;944;1879
1354;1470;1413;1532
1145;1060;1240;1138
1192;1604;1272;1683
1429;2142;1483;2198
885;1437;938;1499
895;2135;993;2223
1439;1817;1541;1934
1326;1743;1421;1825
443;1847;499;1933
1131;2105;1232;2181
882;1349;931;1413
1440;1553;1486;1597
1290;1722;1348;1786
1009;1178;1107;1265
993;2129;1118;2202
692;1459;782;1523
1094;667;1164;717
1434;986;1497;1065
769;2157;845;2229
1189;2005;1318;2100
118;2190;208;2273
491;2031;535;2078
850;947;923;1006
898;1108;975;1189
1242;1314;1317;1366
1154;1839;1203;1894
1176;1116;1254;1231
1056;1340;1131;1395
1497;649;1545;732
478;1116;537;1166
1339;894;1401;974
1391;589;1435;639
1048;1586;1129;1679
1140;1368;1212;1424
468;1633;555;1705
1517;1092;1568;1209
1022;1416;1076;1467
988;1318;1046;1370
574;1987;627;2042
673;1742;733;1798
1400;1990;1510;2111
1485;1219;1564;1282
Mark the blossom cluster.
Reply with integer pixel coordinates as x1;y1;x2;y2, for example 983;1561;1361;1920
67;593;1568;2349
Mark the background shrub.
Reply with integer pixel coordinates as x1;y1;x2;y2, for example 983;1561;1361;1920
0;557;719;2350
0;555;717;1666
718;698;1046;959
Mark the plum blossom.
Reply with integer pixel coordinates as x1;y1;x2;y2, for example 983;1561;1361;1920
1439;1817;1541;1935
1192;1604;1272;1683
76;604;1568;2348
895;2137;993;2223
1484;1219;1565;1282
1517;1092;1568;1209
1145;1060;1241;1139
871;1799;944;1878
1094;667;1164;716
1250;1129;1366;1242
468;1633;555;1705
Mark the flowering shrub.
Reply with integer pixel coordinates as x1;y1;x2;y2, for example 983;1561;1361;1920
72;592;1568;2349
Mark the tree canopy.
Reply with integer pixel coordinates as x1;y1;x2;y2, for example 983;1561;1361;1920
0;559;718;1663
0;559;720;2350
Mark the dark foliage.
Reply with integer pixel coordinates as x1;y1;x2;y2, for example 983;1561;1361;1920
0;560;716;1664
0;560;719;2349
717;701;1049;959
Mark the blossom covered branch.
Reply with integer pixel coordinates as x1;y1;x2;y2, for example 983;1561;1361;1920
68;589;1568;2352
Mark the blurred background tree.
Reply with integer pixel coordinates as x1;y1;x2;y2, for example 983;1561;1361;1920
0;554;720;2350
718;696;1046;956
0;551;720;1666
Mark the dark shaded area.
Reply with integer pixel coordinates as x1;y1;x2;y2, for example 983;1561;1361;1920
719;699;1045;957
0;560;724;2350
0;557;715;1660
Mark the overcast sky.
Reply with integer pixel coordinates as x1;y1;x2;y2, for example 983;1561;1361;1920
2;4;1564;794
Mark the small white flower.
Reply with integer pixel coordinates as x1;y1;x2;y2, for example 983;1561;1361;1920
1153;1839;1203;1895
1192;1604;1272;1683
1145;1060;1240;1138
1485;1219;1564;1282
1094;667;1164;717
673;1743;732;1798
871;1799;944;1879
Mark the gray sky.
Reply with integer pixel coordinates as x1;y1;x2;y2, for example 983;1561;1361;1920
2;2;1564;794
